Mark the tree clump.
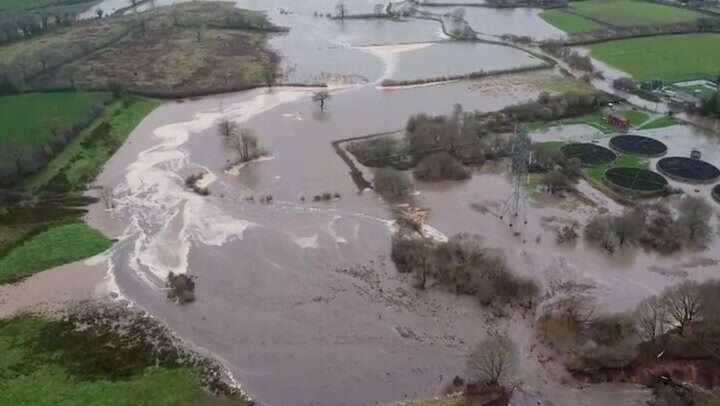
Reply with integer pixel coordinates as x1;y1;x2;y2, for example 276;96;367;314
373;168;414;198
413;152;471;181
390;231;539;308
166;271;196;304
584;198;715;254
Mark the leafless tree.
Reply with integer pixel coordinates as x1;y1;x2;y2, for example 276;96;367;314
218;119;235;138
450;8;466;23
335;1;347;19
662;280;702;336
12;53;35;84
612;208;645;246
232;128;260;162
584;215;617;252
312;90;331;111
541;170;571;195
466;335;517;385
635;295;668;342
678;196;713;245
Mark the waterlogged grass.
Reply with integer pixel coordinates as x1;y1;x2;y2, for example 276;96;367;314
571;0;704;26
639;115;678;130
22;97;162;192
0;314;237;406
0;222;111;284
540;9;604;33
563;114;616;133
590;34;720;82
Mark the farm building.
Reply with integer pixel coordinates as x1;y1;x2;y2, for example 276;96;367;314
607;113;630;129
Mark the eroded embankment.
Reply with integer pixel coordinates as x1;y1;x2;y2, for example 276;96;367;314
575;358;720;389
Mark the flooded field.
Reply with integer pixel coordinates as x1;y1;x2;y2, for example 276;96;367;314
70;0;720;405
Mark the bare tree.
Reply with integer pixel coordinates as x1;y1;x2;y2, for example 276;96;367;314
541;170;571;195
335;1;347;19
218;119;235;138
466;335;517;386
662;280;702;336
678;196;713;245
312;90;331;111
12;53;35;84
636;295;668;342
584;215;617;252
612;208;645;246
232;128;260;162
450;8;466;23
262;63;278;88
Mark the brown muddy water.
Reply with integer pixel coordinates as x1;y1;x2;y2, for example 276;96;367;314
66;1;719;405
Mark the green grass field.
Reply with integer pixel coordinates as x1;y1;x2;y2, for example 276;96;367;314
0;0;96;12
22;97;162;192
570;0;704;26
0;314;246;406
0;92;110;157
591;34;720;82
639;115;678;130
620;110;649;127
0;222;112;284
540;9;604;34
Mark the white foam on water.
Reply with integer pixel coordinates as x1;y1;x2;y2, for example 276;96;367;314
110;90;311;285
294;233;320;249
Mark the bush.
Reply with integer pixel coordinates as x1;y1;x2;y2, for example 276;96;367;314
413;152;471;181
374;168;413;198
166;272;196;304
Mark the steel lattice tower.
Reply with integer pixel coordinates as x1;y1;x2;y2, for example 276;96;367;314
500;128;530;229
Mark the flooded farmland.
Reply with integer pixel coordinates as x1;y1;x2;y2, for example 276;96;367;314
73;0;720;405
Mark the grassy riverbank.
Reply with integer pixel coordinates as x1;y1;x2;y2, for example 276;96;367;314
590;34;720;82
22;96;162;192
0;310;251;405
0;222;111;284
0;93;161;284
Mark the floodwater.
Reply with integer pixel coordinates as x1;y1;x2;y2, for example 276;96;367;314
75;1;720;406
423;6;566;41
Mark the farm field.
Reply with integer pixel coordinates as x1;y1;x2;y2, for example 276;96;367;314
570;0;705;27
590;34;720;82
0;92;111;184
0;0;95;12
22;96;163;192
0;222;111;284
540;9;604;33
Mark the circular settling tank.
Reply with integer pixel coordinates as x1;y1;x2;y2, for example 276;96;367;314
657;157;720;183
561;143;616;166
609;135;667;157
605;167;668;193
712;184;720;204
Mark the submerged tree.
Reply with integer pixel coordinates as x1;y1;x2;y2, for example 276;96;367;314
466;335;517;386
312;90;331;111
233;128;260;162
335;1;347;19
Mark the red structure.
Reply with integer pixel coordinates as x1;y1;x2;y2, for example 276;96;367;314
607;113;630;129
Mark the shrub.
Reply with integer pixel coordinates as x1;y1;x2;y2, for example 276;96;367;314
374;168;413;198
166;272;196;304
413;152;470;181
